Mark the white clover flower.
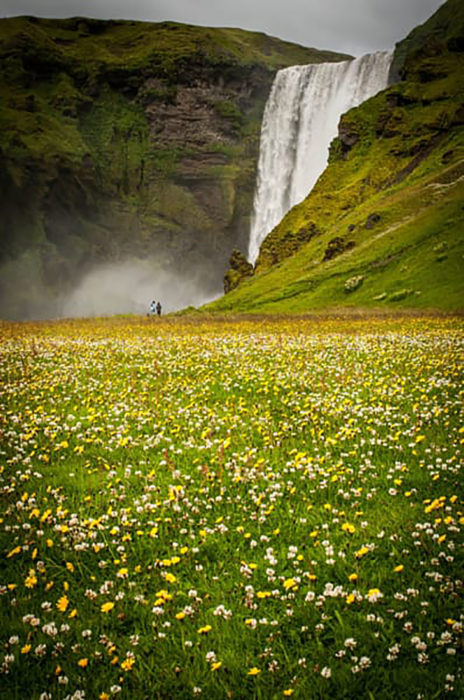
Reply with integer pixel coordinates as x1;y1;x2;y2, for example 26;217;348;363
360;656;371;669
344;638;357;649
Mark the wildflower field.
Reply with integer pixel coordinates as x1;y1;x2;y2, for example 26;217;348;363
0;315;463;700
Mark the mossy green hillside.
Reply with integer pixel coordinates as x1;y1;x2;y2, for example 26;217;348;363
210;0;464;313
0;16;349;319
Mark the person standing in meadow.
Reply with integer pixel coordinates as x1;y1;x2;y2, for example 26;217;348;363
156;301;162;316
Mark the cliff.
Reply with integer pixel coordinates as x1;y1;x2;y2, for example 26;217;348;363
0;16;349;319
213;0;464;312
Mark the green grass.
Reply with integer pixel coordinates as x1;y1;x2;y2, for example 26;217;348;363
0;315;463;699
207;168;464;314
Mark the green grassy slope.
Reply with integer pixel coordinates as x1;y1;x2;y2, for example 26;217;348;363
208;0;464;313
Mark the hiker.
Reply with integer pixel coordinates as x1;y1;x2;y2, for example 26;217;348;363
149;300;156;315
156;301;162;316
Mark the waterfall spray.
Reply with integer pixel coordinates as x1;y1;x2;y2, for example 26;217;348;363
248;50;393;264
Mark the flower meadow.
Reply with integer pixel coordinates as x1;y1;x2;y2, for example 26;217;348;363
0;315;463;700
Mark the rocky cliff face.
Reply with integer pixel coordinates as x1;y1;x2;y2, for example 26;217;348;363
0;17;349;318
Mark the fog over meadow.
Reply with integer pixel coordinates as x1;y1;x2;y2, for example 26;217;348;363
61;260;220;318
0;257;220;321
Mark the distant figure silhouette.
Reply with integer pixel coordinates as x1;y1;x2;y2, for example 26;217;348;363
156;301;162;316
149;300;156;316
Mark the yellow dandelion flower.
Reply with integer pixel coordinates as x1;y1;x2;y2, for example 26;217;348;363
283;690;295;696
66;562;74;573
211;662;222;671
155;589;172;600
393;565;404;573
77;658;88;668
24;569;37;588
248;667;261;676
69;608;78;618
348;573;358;582
257;591;272;599
197;625;212;635
99;694;110;700
175;612;186;620
355;546;369;559
121;657;135;671
165;573;177;584
346;594;355;604
283;578;297;590
21;644;31;654
57;595;69;612
101;601;115;613
342;522;355;533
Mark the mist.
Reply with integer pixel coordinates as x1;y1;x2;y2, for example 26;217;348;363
0;256;222;321
61;259;220;317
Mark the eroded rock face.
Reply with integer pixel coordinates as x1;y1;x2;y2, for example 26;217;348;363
338;120;360;155
224;249;253;293
323;236;355;261
365;213;381;229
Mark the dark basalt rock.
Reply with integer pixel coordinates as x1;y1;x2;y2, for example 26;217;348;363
224;249;253;293
323;236;355;261
338;120;359;155
365;213;381;229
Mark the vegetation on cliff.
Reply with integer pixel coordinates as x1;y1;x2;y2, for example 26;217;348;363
0;16;349;319
212;0;464;313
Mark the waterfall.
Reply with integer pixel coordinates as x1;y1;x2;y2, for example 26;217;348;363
248;50;393;263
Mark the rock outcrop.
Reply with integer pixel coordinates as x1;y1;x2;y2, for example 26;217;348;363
224;249;254;293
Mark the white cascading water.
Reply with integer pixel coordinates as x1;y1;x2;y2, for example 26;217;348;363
248;50;393;263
